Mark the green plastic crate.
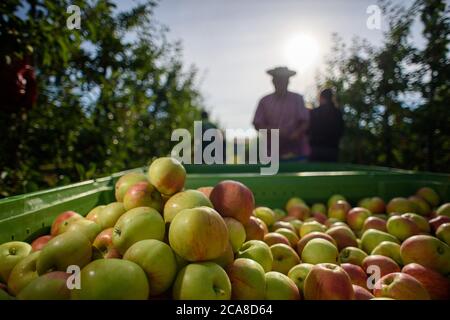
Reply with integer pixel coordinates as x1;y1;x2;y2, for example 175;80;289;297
0;164;449;244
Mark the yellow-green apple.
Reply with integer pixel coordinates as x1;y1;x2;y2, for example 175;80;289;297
371;241;402;266
288;219;303;233
299;221;326;238
274;228;299;247
92;228;121;259
123;181;163;212
304;263;354;300
115;172;148;202
226;258;266;300
362;255;400;277
123;239;177;296
85;205;105;222
71;259;149;300
197;186;213;198
287;263;313;294
325;217;341;228
17;271;71;300
36;232;92;275
285;197;306;212
264;232;290;246
359;197;385;214
264;271;300;300
92;202;126;229
386;197;416;214
253;207;276;227
339;247;368;267
347;207;371;231
373;272;430;300
173;262;231;300
416;187;440;207
296;232;337;257
362;216;387;233
224;217;246;253
7;251;40;296
328;200;351;222
163;189;212;223
113;206;165;255
301;238;339;264
311;203;327;215
386;215;421;241
211;241;234;268
31;235;52;252
326;225;358;251
271;221;296;233
400;235;450;274
436;203;450;217
287;203;310;221
429;215;450;233
408;196;431;216
169;206;228;261
402;213;430;233
273;208;287;221
360;229;399;253
237;240;273;272
402;263;450;300
327;194;346;208
353;285;374;300
64;218;101;242
340;263;368;289
148;157;186;196
0;241;32;283
244;216;268;241
209;180;255;224
50;211;83;236
270;244;300;275
436;223;450;245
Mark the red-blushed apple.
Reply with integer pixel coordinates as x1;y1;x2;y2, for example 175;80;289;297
85;205;105;222
287;263;313;294
265;271;300;300
339;247;368;267
326;225;358;251
169;206;228;262
36;231;92;275
113;206;165;255
311;203;327;215
264;232;291;247
244;216;268;241
328;200;351;222
347;207;371;231
402;263;450;300
301;238;339;265
299;221;326;238
64;218;101;242
123;239;177;296
164;189;213;223
408;195;432;216
17;271;71;300
296;232;337;257
373;272;430;300
92;228;121;259
340;263;368;289
327;194;346;208
304;263;354;300
429;215;450;233
114;172;148;202
50;210;83;236
211;241;234;268
359;197;386;214
271;221;296;233
237;240;273;272
210;180;255;225
123;181;163;212
362;255;400;277
285;197;306;212
224;217;246;253
173;262;231;300
197;186;213;198
386;215;421;241
311;212;327;224
353;285;374;300
71;259;149;300
402;213;430;233
270;243;300;275
287;203;310;221
226;258;266;300
0;241;32;283
436;223;450;245
416;187;440;207
273;208;287;221
31;235;52;252
362;216;387;233
288;219;303;233
436;203;450;217
360;229;399;254
274;228;299;247
386;197;416;214
148;157;186;196
371;241;403;266
400;235;450;275
253;207;276;228
92;202;126;229
7;251;40;296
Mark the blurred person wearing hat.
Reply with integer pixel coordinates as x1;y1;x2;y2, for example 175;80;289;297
252;66;310;160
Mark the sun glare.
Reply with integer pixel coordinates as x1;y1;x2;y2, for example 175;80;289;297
283;34;320;72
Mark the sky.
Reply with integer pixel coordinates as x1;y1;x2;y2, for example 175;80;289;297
116;0;422;131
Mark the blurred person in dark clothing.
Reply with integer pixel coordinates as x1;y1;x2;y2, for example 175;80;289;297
308;88;344;162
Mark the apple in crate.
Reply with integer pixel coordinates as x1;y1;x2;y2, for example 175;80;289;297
301;238;339;265
226;258;266;300
373;272;430;300
347;207;371;231
265;271;300;300
50;211;83;236
31;235;52;252
353;285;374;300
362;255;400;277
163;189;212;223
0;241;32;283
92;228;121;259
148;157;186;196
224;217;246;253
237;240;273;273
244;216;268;241
115;172;147;202
340;263;368;289
287;263;313;294
326;225;358;251
264;232;290;246
402;263;450;300
123;181;163;212
362;216;387;233
339;247;368;267
296;232;337;256
17;271;71;300
270;244;300;275
416;187;440;207
7;251;40;296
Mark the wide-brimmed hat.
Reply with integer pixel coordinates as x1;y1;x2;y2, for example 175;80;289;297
266;66;297;77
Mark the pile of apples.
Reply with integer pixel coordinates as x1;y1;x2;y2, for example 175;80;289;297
1;157;449;300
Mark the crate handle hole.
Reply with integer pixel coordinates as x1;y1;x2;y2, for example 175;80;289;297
11;235;15;240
